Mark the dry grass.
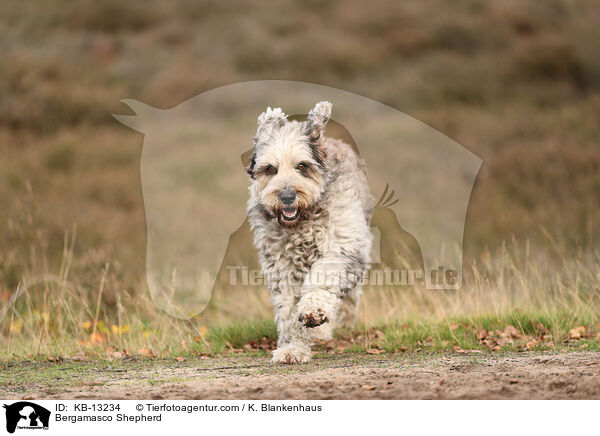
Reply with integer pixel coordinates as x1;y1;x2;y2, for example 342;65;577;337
1;236;598;360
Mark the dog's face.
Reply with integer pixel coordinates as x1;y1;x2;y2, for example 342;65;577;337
247;102;332;227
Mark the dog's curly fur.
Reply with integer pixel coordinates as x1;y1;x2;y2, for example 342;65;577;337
246;101;374;364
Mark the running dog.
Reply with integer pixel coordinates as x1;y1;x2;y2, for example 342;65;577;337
246;101;373;364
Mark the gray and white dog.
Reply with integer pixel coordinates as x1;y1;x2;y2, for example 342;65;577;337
246;101;374;364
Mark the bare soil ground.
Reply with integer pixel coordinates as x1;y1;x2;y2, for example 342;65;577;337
2;352;600;400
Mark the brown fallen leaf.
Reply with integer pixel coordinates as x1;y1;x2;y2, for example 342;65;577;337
225;342;243;352
535;322;550;335
361;385;376;390
476;329;488;341
70;352;87;361
138;348;156;358
106;348;124;359
570;326;586;339
366;348;386;355
526;338;538;350
175;356;186;362
449;323;460;331
503;325;521;339
495;337;508;346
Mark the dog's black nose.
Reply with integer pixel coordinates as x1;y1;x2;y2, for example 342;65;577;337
279;189;296;205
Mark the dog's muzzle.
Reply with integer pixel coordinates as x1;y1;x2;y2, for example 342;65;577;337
279;189;296;205
278;188;299;223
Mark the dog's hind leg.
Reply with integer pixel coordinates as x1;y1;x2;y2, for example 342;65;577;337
336;286;362;329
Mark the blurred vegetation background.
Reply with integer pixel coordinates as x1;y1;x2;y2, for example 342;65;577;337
1;0;599;358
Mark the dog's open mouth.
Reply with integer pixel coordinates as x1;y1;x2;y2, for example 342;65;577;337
280;206;299;222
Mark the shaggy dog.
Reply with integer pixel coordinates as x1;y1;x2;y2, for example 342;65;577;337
246;101;373;364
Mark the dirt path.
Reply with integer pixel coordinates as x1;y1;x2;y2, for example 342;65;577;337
2;352;600;400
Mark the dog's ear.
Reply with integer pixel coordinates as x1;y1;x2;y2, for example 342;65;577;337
305;101;332;144
255;106;287;145
248;107;286;178
245;150;257;179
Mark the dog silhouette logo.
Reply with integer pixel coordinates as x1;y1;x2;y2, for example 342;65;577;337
2;402;50;433
113;80;481;318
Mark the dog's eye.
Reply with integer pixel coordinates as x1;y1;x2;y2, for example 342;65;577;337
297;163;308;171
265;165;277;175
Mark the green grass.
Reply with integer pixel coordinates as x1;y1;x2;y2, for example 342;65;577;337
206;320;278;353
2;309;598;363
375;311;600;353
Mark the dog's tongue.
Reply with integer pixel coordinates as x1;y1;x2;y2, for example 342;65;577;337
282;207;297;218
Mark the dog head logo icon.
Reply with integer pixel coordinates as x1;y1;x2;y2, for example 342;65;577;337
3;402;50;434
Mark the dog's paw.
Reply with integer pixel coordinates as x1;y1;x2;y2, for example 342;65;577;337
271;344;312;364
298;308;328;328
297;290;337;329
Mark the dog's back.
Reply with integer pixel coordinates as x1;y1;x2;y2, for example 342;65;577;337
322;137;375;224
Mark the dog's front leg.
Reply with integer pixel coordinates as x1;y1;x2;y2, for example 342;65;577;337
298;253;364;329
270;289;313;364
